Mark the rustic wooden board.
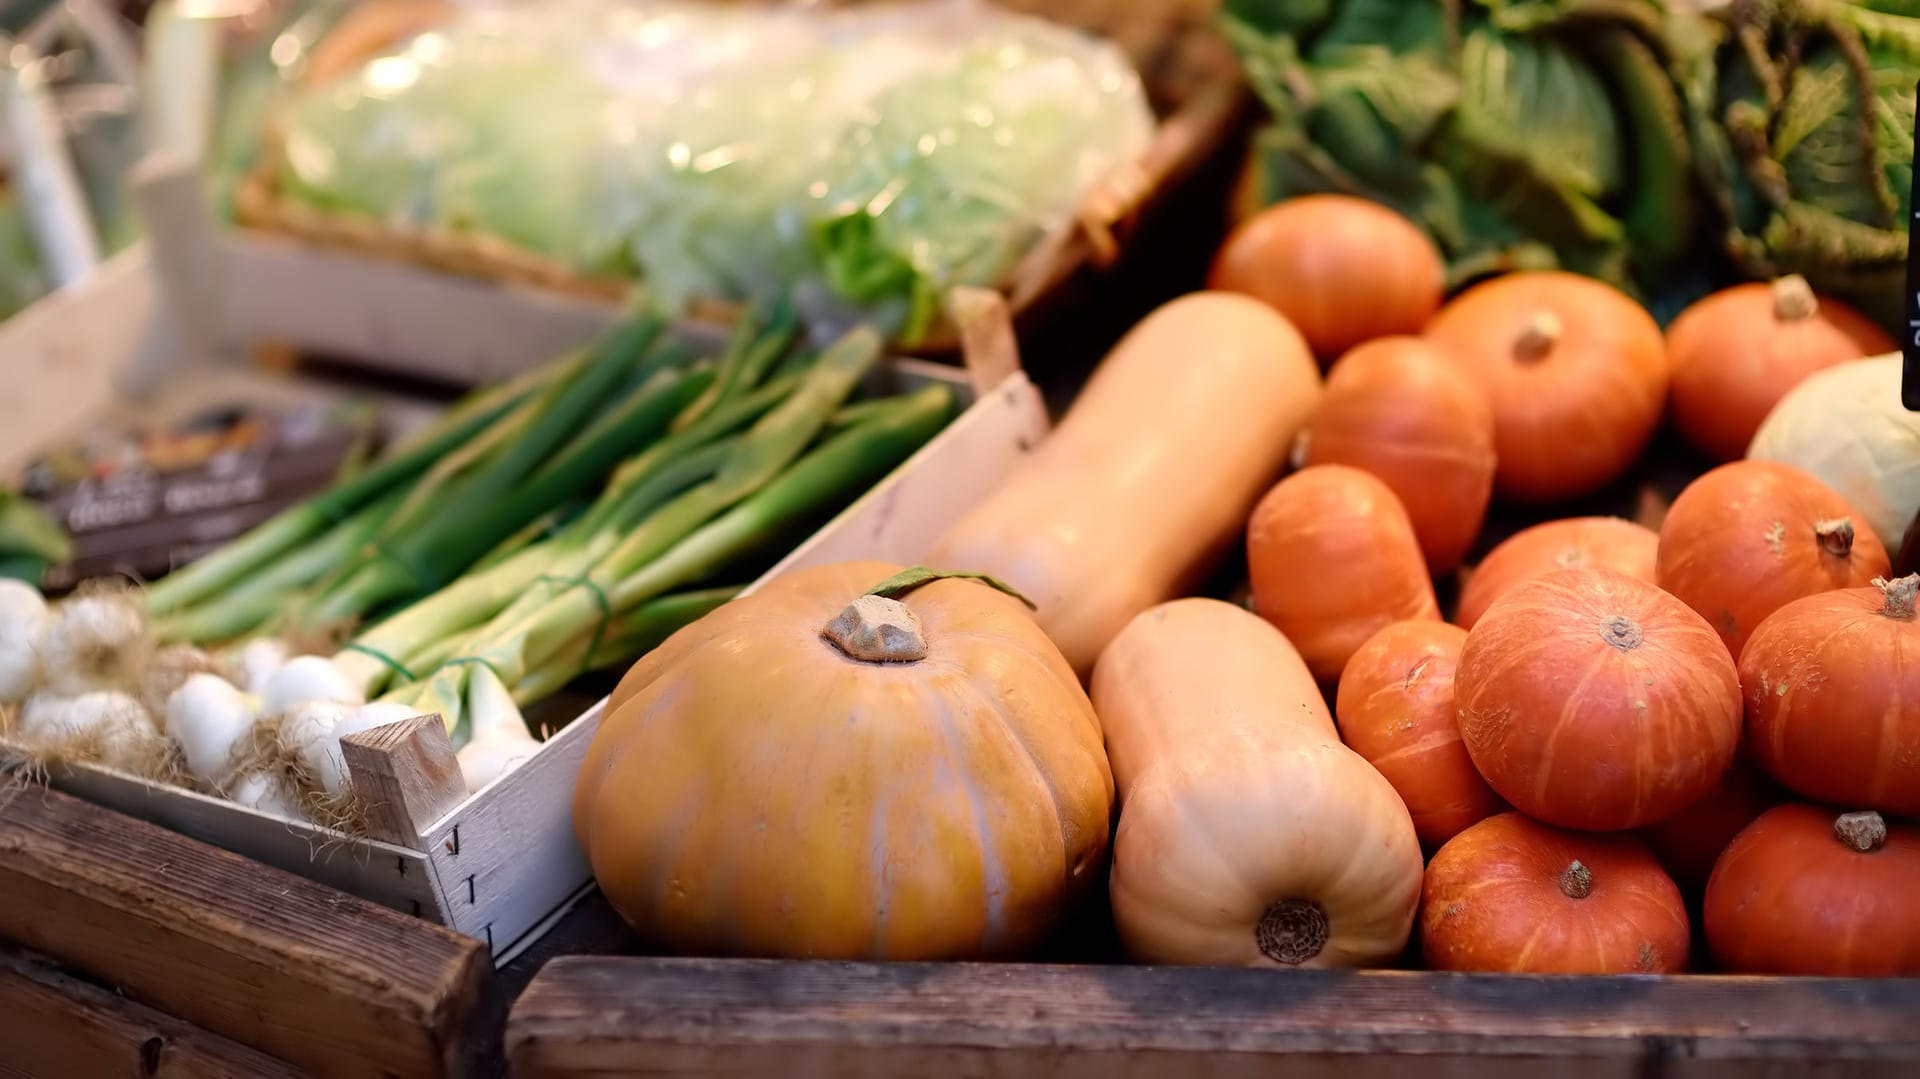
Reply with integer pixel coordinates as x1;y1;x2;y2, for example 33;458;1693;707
0;944;300;1079
507;958;1920;1079
0;784;498;1078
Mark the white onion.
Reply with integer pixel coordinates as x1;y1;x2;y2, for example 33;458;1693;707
237;638;290;696
280;698;355;795
454;663;539;794
260;655;363;717
230;771;307;821
1749;356;1920;553
0;580;48;703
39;593;150;696
15;690;162;771
165;674;258;783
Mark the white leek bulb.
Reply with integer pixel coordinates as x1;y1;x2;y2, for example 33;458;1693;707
261;655;363;717
306;700;417;797
454;664;539;794
238;638;289;697
40;593;150;696
165;674;258;783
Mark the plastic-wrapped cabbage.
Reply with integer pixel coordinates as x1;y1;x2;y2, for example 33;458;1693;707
266;0;1154;342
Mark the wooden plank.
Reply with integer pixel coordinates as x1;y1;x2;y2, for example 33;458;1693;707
0;944;300;1079
0;784;498;1078
507;958;1920;1079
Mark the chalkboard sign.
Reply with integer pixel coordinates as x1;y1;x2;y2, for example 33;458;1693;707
1907;79;1920;411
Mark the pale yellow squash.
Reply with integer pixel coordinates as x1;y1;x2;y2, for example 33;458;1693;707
926;292;1322;676
1092;598;1424;968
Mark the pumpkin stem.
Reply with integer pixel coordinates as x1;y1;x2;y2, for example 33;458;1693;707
864;566;1035;610
1874;575;1920;620
1559;860;1594;900
1599;616;1643;651
1514;311;1562;363
1770;274;1819;321
1254;899;1329;965
822;595;928;664
1834;811;1888;853
1814;518;1856;558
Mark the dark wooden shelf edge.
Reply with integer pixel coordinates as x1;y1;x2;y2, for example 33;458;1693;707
507;956;1920;1078
0;943;301;1079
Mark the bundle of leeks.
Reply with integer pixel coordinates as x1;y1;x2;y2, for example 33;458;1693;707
4;303;953;816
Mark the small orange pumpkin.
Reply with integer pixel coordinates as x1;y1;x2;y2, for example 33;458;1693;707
1456;569;1741;832
1421;812;1690;974
1247;465;1442;683
1705;805;1920;976
1656;460;1891;660
574;562;1115;961
1456;516;1659;629
1297;337;1497;574
1335;621;1502;847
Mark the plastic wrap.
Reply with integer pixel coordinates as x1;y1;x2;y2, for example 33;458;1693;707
266;0;1154;341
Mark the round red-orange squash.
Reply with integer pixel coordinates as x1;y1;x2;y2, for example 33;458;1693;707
1424;272;1669;504
1456;568;1742;832
1298;337;1497;574
1421;812;1690;974
1666;276;1895;463
1656;460;1891;661
1704;805;1920;976
1637;754;1779;896
1456;517;1659;629
1335;621;1502;847
573;562;1115;961
1209;195;1445;361
1248;465;1442;683
1740;575;1920;816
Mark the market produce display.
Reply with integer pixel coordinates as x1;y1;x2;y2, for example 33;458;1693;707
241;0;1155;343
0;306;955;817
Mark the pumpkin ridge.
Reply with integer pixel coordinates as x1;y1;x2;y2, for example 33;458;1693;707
1530;653;1613;821
950;675;1078;887
940;628;1105;743
922;688;1011;952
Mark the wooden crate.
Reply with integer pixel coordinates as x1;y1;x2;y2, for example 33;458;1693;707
0;191;1050;963
221;0;1249;355
0;783;497;1077
505;957;1920;1078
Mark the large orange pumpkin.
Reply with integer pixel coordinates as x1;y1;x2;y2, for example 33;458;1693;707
1704;805;1920;976
1335;621;1502;847
573;562;1116;961
1247;465;1441;683
1424;272;1669;504
1456;569;1741;832
1456;516;1659;629
1421;812;1690;974
1740;575;1920;816
1657;460;1890;660
1297;337;1497;574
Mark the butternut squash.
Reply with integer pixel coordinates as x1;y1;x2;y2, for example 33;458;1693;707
1092;598;1424;968
927;293;1323;675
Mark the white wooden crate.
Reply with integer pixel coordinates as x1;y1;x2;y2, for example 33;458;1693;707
0;203;1049;961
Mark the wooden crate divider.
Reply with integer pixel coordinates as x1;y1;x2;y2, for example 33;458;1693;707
506;957;1920;1079
0;783;499;1077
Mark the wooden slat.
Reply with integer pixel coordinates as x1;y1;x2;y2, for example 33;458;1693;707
0;784;497;1078
0;944;300;1079
508;958;1920;1079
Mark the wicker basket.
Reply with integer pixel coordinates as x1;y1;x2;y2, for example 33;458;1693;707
231;0;1248;353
